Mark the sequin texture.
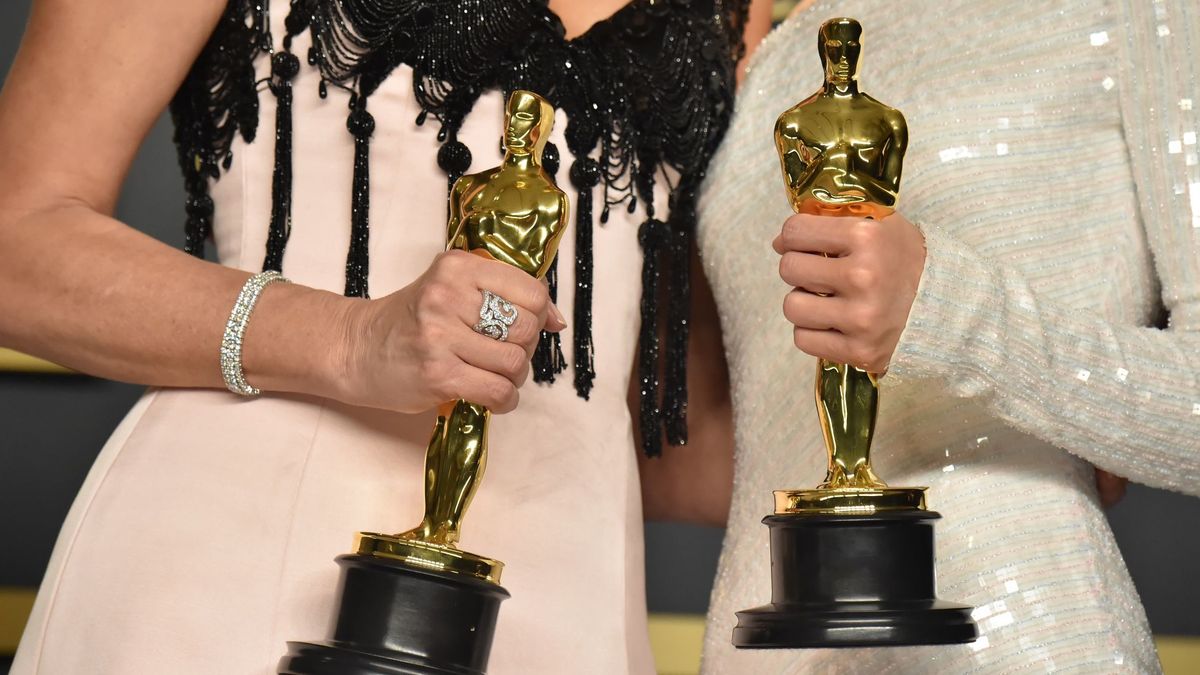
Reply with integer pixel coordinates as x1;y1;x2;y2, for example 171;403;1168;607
699;0;1199;672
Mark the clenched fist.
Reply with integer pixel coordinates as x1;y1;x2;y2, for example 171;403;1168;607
334;249;566;414
773;212;927;373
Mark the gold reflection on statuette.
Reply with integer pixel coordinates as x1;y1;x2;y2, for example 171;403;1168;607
360;90;569;584
774;18;925;512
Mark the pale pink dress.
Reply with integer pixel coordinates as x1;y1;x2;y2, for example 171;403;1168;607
12;17;658;675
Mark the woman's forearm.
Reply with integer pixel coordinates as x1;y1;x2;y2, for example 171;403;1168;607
0;200;353;397
0;0;348;394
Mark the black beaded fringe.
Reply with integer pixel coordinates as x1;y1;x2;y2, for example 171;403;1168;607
345;96;374;298
169;0;748;457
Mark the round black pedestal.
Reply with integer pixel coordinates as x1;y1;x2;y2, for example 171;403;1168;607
733;510;976;648
279;554;510;675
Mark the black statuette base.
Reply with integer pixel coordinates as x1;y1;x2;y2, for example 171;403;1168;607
279;554;509;675
733;510;977;648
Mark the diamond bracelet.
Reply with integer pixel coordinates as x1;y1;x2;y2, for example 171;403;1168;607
220;270;289;396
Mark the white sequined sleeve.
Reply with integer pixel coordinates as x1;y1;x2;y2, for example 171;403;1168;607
886;1;1200;497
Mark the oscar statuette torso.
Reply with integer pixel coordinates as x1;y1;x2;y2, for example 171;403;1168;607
280;90;567;675
731;19;975;649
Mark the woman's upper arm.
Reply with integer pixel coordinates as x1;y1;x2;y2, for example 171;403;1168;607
738;0;774;80
0;0;226;217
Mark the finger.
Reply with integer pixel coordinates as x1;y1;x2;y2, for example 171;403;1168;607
456;251;553;327
775;213;858;256
535;277;568;332
779;251;843;295
782;290;849;331
453;332;531;388
444;363;520;414
547;302;567;332
791;327;849;363
458;292;543;353
792;327;885;372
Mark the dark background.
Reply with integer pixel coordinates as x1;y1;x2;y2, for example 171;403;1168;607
2;1;1199;672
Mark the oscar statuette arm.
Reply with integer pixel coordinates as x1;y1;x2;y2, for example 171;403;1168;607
839;109;907;209
873;110;908;202
445;176;471;249
884;222;1200;497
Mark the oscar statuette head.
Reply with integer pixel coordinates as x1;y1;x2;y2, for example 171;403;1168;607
503;90;555;160
818;17;863;88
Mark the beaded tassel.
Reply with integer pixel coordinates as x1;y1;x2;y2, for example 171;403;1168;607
344;97;374;298
663;210;692;446
530;141;567;383
569;157;601;398
171;0;265;259
532;259;568;383
174;0;750;458
263;49;300;273
637;217;667;457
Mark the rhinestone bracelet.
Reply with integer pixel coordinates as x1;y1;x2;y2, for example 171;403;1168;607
220;271;289;396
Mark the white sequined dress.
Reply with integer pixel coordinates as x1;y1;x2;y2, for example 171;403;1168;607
698;1;1200;672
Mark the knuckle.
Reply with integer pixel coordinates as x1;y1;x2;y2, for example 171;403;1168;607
488;380;519;412
415;280;450;317
424;362;454;399
521;281;550;313
850;223;876;248
847;265;877;291
513;360;531;387
792;327;809;351
416;315;442;346
847;342;876;369
430;251;455;277
849;306;875;334
501;345;528;379
781;216;804;246
782;292;802;323
779;253;800;283
442;248;469;266
517;316;541;346
784;213;805;232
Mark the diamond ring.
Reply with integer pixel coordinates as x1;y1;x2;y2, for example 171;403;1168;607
473;290;518;342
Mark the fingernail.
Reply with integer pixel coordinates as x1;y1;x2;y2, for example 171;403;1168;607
549;303;567;330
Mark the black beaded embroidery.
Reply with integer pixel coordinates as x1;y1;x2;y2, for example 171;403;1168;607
170;0;748;457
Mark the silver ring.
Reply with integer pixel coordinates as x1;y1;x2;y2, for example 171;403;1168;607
473;290;518;342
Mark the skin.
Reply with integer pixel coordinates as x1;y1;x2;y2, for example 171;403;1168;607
0;0;566;420
0;0;773;529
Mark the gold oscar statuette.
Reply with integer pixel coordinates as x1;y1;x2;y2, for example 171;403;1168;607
731;19;976;649
280;90;568;675
772;16;920;515
356;89;569;584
